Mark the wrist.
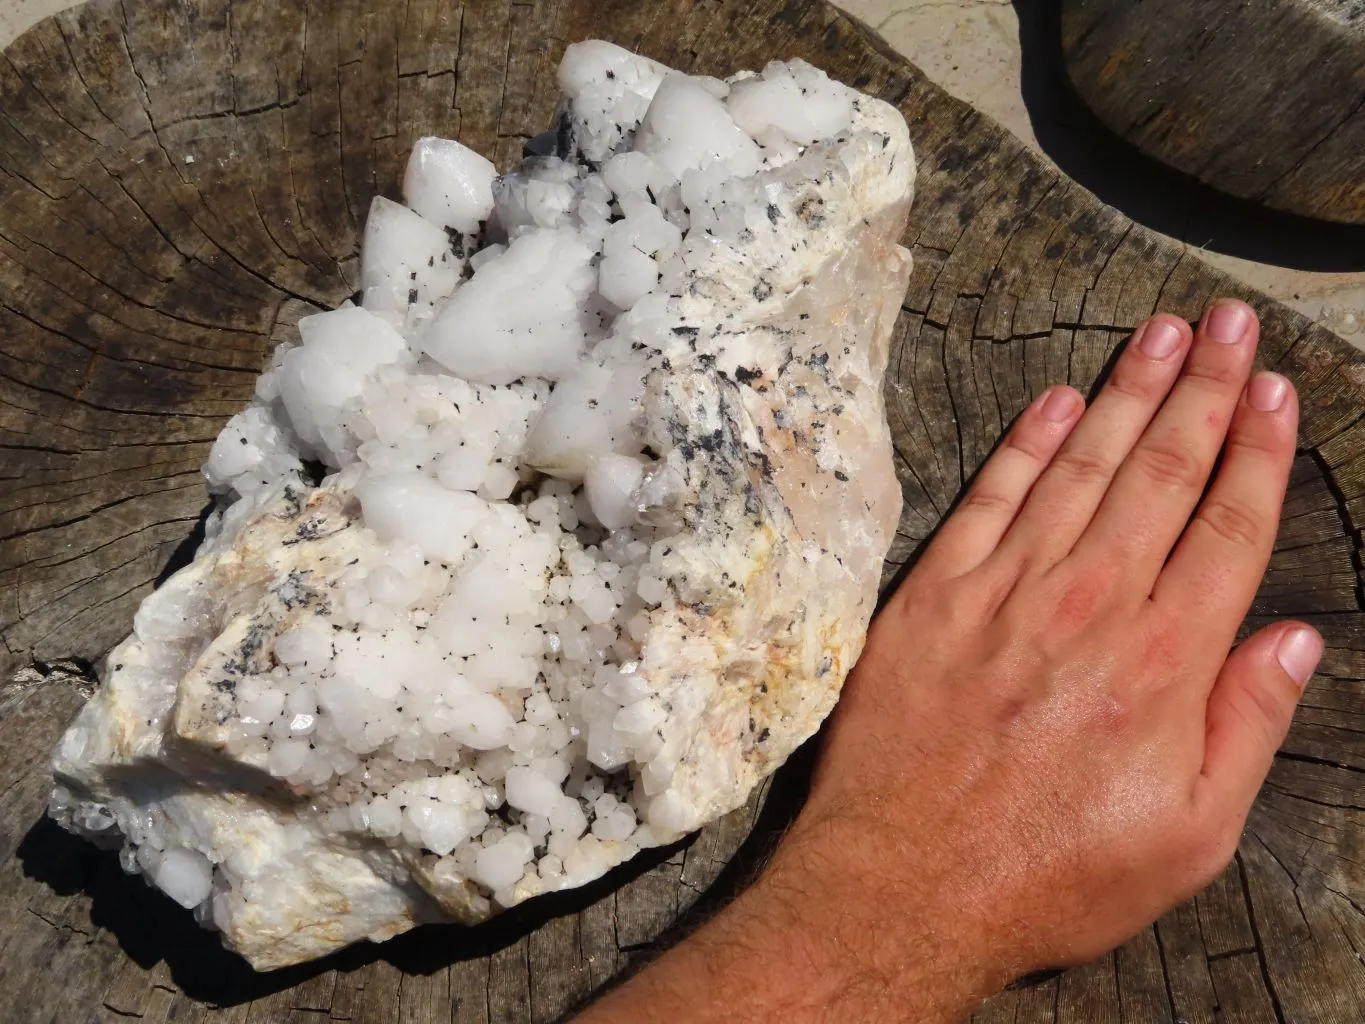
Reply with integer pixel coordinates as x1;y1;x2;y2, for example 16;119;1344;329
577;809;1012;1024
755;808;1010;1020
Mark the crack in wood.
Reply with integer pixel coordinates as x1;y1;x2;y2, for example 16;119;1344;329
1237;848;1291;1023
1271;780;1365;814
1254;89;1365;205
101;1003;144;1019
1277;751;1365;775
1306;448;1365;611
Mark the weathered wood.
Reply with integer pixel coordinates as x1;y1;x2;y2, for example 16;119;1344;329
1061;0;1365;224
0;0;1360;1021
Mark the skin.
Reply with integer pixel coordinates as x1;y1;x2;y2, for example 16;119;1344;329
574;299;1323;1023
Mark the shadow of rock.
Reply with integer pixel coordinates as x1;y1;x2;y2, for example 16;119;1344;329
1011;0;1365;273
155;499;215;588
17;735;819;1008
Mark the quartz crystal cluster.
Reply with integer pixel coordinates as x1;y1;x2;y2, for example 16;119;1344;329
48;40;916;969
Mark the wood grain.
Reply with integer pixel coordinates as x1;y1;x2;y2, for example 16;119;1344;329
1061;0;1365;224
0;1;1360;1021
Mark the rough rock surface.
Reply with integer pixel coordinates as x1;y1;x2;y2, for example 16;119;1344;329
47;41;915;970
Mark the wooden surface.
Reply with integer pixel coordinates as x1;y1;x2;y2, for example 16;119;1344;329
1061;0;1365;224
0;0;1362;1021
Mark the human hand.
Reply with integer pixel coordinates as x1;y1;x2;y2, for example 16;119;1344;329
577;299;1320;1024
772;298;1320;1008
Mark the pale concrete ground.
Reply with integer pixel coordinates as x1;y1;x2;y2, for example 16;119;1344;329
0;0;73;46
2;0;1362;350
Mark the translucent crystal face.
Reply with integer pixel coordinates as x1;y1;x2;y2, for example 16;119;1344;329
49;40;916;970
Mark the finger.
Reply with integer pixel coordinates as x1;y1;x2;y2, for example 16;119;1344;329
996;314;1193;570
1069;299;1259;584
1196;622;1320;817
914;386;1084;581
1154;372;1297;635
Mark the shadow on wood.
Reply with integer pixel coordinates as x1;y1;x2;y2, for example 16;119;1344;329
1059;0;1365;225
13;738;816;1010
15;812;701;1007
153;500;215;588
1011;0;1365;270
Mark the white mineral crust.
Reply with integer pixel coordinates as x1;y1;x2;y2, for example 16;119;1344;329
48;41;916;969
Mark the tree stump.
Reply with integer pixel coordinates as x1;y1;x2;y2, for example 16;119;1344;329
0;1;1362;1021
1061;0;1365;225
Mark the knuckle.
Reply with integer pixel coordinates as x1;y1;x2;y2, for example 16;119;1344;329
1236;676;1295;748
1047;448;1113;487
898;574;989;629
1105;364;1162;402
938;579;991;628
884;573;935;617
1044;566;1112;633
1196;495;1266;549
1076;691;1139;737
958;489;1017;517
1181;358;1244;392
1131;439;1206;490
1225;430;1286;463
1005;431;1052;465
1183;820;1242;885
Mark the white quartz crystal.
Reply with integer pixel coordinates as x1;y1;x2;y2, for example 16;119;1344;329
48;41;915;970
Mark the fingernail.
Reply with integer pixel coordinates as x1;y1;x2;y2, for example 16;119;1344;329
1041;388;1080;423
1248;372;1289;413
1206;301;1252;344
1139;320;1183;359
1277;627;1323;687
